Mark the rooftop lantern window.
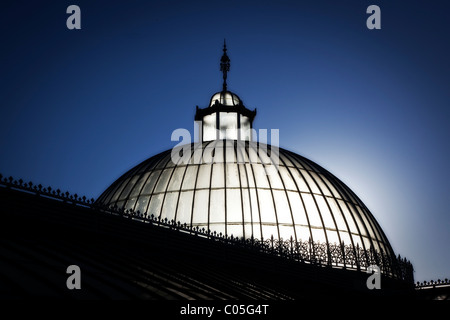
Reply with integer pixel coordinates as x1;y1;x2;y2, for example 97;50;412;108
195;40;256;142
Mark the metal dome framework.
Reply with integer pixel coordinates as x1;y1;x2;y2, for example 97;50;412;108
95;42;413;280
96;140;396;266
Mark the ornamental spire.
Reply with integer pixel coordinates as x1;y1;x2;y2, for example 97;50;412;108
220;39;230;92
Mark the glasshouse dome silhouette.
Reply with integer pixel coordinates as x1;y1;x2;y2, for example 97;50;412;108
96;42;400;273
1;41;423;300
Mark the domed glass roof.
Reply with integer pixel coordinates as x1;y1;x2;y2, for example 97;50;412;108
209;91;241;107
96;140;395;262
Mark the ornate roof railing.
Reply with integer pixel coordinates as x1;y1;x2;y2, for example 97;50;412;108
415;279;450;289
99;205;414;284
0;174;95;207
0;173;414;284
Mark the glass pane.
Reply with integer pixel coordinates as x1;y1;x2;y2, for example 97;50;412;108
314;195;335;229
154;169;172;193
203;113;216;141
224;93;233;105
267;168;283;189
119;175;140;200
161;191;178;222
249;188;260;223
181;165;197;190
140;171;161;195
210;189;225;224
338;199;358;234
295;225;311;242
310;172;332;196
344;187;358;205
362;236;372;251
245;163;255;187
219;112;237;140
135;196;150;216
352;234;363;247
196;164;212;189
238;164;248;187
136;161;151;174
190;143;203;165
252;224;262;240
130;172;150;198
167;167;185;191
192;190;209;225
225;144;236;164
301;193;322;228
357;206;377;239
279;225;295;241
111;177;131;202
298;158;313;171
258;145;272;165
211;163;224;188
241;188;252;225
243;222;252;240
236;142;248;164
323;175;342;199
311;228;327;244
348;204;367;236
142;156;160;172
227;224;243;239
301;169;321;194
211;223;225;237
148;194;163;217
287;191;308;226
252;164;269;188
165;155;177;168
125;197;137;210
273;190;292;224
279;152;294;167
333;179;349;201
116;201;125;209
226;163;240;188
213;140;224;163
326;230;340;245
327;198;347;231
240;115;251;141
247;144;260;164
155;153;172;169
210;93;220;106
278;166;296;191
285;154;304;169
261;225;278;240
175;191;193;224
202;143;215;164
258;189;276;223
339;231;352;247
287;167;309;192
227;189;242;223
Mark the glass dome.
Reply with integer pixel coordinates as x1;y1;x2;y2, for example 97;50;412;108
209;91;241;107
96;140;395;263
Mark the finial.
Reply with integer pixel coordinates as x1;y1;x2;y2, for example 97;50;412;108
220;39;230;92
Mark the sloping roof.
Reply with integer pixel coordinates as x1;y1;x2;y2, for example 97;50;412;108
0;185;414;299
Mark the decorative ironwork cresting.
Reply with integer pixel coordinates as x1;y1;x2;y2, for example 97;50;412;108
0;173;414;284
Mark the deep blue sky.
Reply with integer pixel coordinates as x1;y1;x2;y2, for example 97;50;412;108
1;0;449;282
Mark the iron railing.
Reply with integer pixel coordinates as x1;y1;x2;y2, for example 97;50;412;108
0;173;414;284
415;278;450;289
